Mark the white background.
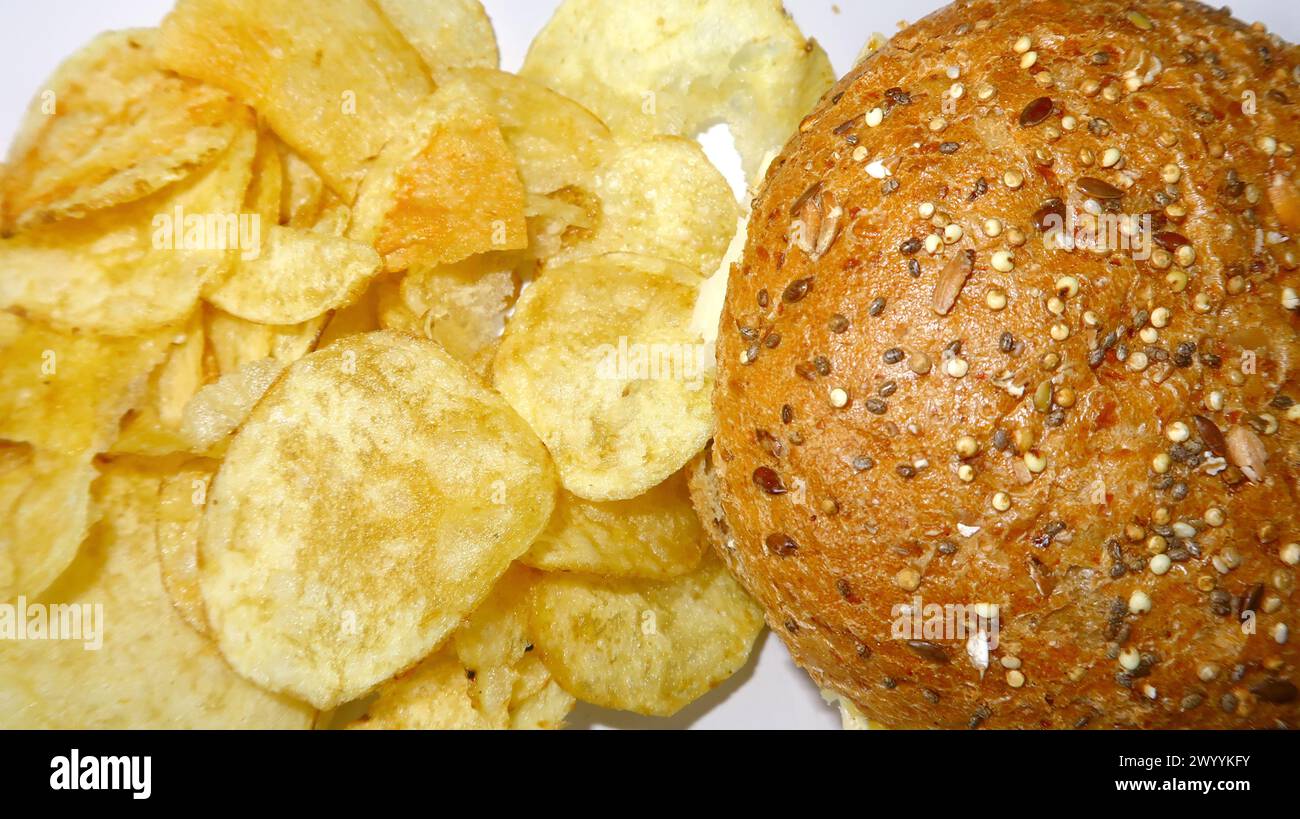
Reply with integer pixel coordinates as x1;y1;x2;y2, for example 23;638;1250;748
2;0;1297;729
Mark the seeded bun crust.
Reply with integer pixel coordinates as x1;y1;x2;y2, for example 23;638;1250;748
701;0;1300;728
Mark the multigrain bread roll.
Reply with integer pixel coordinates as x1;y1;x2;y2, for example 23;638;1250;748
695;0;1300;728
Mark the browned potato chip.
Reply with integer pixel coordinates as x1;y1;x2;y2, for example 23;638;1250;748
2;29;248;231
0;443;96;602
523;469;706;580
0;311;174;456
447;69;610;199
376;0;499;76
204;226;382;325
522;0;834;180
397;254;521;378
201;332;557;708
0;127;256;336
158;0;433;198
156;459;218;634
350;84;528;272
529;555;764;716
494;253;713;501
0;458;315;728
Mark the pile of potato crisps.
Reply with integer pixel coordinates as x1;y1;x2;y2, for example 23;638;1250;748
0;0;832;728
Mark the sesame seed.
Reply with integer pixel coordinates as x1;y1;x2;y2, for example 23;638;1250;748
1020;51;1038;69
1100;147;1122;168
1001;655;1021;670
1128;590;1152;614
852;145;868;162
1023;451;1047;473
956;436;979;458
895;568;921;591
1012;35;1032;54
1118;648;1141;671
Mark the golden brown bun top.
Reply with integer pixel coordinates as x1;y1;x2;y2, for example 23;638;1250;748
709;0;1300;728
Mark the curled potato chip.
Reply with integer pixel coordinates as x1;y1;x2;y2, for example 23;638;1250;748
158;0;433;199
529;555;765;716
204;306;324;376
453;565;573;728
350;84;528;272
0;459;315;728
279;142;326;227
0;443;96;602
204;225;382;325
0;311;174;456
0;127;256;336
112;314;206;456
376;0;499;76
398;254;521;378
448;69;610;199
2;29;247;232
494;253;714;501
156;460;218;634
560;136;738;277
349;652;496;730
245;128;284;225
523;469;706;580
201;332;557;708
180;357;286;454
522;0;834;180
352;565;574;729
